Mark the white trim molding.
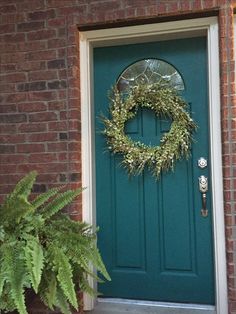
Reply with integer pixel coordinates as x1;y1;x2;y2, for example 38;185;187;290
80;17;228;313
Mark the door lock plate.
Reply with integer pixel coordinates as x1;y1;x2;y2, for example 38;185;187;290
199;175;208;193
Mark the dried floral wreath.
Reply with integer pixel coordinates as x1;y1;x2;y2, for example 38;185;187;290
103;82;197;178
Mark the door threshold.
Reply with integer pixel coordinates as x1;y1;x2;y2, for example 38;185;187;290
87;298;216;314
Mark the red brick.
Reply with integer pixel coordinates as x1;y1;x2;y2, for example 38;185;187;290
6;93;27;103
69;213;82;222
0;114;26;124
0;73;26;83
47;0;79;8
17;81;46;92
0;124;17;134
28;91;56;101
1;52;25;64
47;59;65;69
0;64;16;72
57;48;66;59
17;41;47;52
16;0;45;12
69;119;80;131
0;174;24;185
68;131;80;141
0;134;25;144
68;152;81;161
27;9;56;20
0;104;17;113
0;145;16;154
69;88;80;98
17;21;45;32
0;84;16;93
0;33;25;43
48;38;66;48
17;61;46;71
48;79;67;89
27;50;57;62
0;13;25;24
0;4;16;13
18;123;47;133
27;29;56;41
29;112;57;122
48;101;66;110
18;102;47;113
60;109;79;120
165;2;179;13
68;162;80;172
47;142;67;152
48;17;66;28
28;153;57;163
17;162;67;174
68;98;79;108
58;152;68;161
179;0;192;11
57;90;66;101
48;121;67;131
17;143;45;153
36;173;59;183
58;28;66;38
28;133;57;142
0;24;15;34
68;142;80;152
0;154;28;164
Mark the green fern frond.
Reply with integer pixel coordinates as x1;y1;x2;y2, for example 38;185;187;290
2;196;34;226
48;214;92;236
45;274;57;310
67;237;110;282
24;237;44;293
55;287;71;314
50;247;78;310
0;246;7;297
2;244;27;314
79;275;96;297
4;171;37;205
0;172;110;314
32;186;63;210
0;264;6;297
0;284;17;312
87;246;111;281
39;272;57;310
0;225;5;242
41;188;83;220
47;217;110;283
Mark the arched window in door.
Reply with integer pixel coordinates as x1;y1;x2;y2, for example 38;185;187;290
117;58;185;93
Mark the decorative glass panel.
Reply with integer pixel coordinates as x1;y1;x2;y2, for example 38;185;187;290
117;59;185;92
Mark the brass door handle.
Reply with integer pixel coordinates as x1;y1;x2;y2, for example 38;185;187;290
201;193;208;217
199;175;208;217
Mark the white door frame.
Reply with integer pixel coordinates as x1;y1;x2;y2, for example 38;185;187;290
79;17;228;313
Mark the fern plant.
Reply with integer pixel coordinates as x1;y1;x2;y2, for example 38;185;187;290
0;171;110;314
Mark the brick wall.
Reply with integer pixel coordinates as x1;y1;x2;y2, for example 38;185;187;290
0;0;235;313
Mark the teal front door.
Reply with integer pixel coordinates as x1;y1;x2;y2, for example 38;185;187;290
94;37;214;304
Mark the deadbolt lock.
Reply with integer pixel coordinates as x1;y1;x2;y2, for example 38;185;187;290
198;157;207;169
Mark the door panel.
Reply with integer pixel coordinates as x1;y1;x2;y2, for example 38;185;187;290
94;37;214;304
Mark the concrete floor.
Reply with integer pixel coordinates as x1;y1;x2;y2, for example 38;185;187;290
87;298;216;314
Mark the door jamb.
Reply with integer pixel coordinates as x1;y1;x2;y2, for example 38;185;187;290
80;17;228;313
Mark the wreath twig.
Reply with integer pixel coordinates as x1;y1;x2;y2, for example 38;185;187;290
103;82;197;178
